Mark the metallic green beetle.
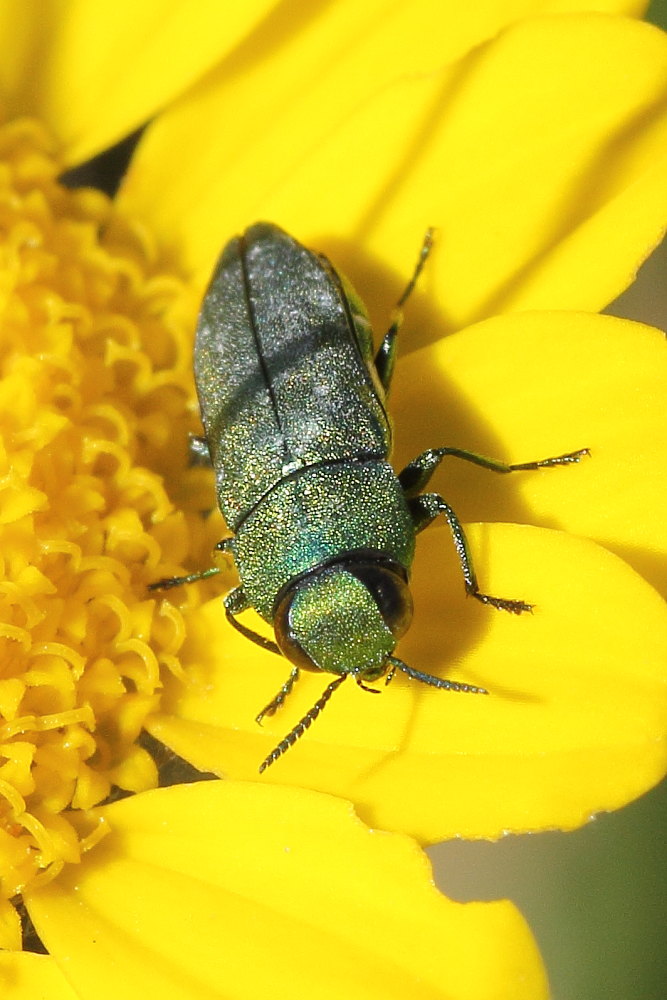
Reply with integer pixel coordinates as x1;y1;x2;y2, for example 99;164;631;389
152;222;587;772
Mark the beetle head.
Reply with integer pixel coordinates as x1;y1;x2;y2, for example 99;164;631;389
273;558;412;681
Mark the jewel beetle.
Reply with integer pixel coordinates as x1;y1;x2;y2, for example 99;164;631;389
151;222;588;772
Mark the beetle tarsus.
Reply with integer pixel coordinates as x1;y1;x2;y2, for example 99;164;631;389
508;448;590;471
148;566;222;591
470;592;533;615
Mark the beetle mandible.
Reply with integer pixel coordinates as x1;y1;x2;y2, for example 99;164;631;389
151;222;588;772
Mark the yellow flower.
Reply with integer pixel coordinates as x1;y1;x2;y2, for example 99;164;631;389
144;4;667;839
0;2;665;998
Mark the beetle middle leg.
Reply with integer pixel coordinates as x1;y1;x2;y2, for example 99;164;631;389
408;492;532;614
399;446;590;496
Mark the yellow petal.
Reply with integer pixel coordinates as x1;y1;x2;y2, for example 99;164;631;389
0;952;79;999
121;12;667;326
392;311;667;594
0;0;279;164
149;525;667;843
0;896;21;950
25;782;547;1000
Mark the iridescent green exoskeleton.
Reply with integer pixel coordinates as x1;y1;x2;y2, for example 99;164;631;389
150;223;588;772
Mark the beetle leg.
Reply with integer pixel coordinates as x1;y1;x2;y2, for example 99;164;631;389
258;675;347;773
148;566;222;591
399;446;590;497
188;433;212;467
374;228;435;392
373;316;400;393
354;677;381;694
255;666;300;725
409;492;533;614
224;587;282;655
384;662;398;686
148;536;234;591
388;656;487;694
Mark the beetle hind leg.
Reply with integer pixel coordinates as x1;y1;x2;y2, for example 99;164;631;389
374;228;435;392
409;492;533;614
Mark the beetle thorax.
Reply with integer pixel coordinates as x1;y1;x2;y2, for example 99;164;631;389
273;559;413;680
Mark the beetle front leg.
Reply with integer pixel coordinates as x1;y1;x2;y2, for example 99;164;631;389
409;492;532;614
399;446;589;497
255;666;300;725
224;587;282;655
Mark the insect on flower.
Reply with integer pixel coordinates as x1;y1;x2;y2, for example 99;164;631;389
151;223;588;771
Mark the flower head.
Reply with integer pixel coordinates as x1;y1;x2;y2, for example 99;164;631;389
0;118;211;899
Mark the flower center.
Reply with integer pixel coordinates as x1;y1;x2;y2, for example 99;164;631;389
0;119;212;898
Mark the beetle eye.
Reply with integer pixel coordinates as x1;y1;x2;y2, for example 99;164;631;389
349;563;413;639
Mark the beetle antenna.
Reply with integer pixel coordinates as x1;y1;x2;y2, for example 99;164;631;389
258;675;347;773
387;656;488;694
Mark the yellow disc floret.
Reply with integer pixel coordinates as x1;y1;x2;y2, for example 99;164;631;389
0;118;211;898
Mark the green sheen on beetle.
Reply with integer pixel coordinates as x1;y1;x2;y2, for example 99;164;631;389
150;223;588;772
